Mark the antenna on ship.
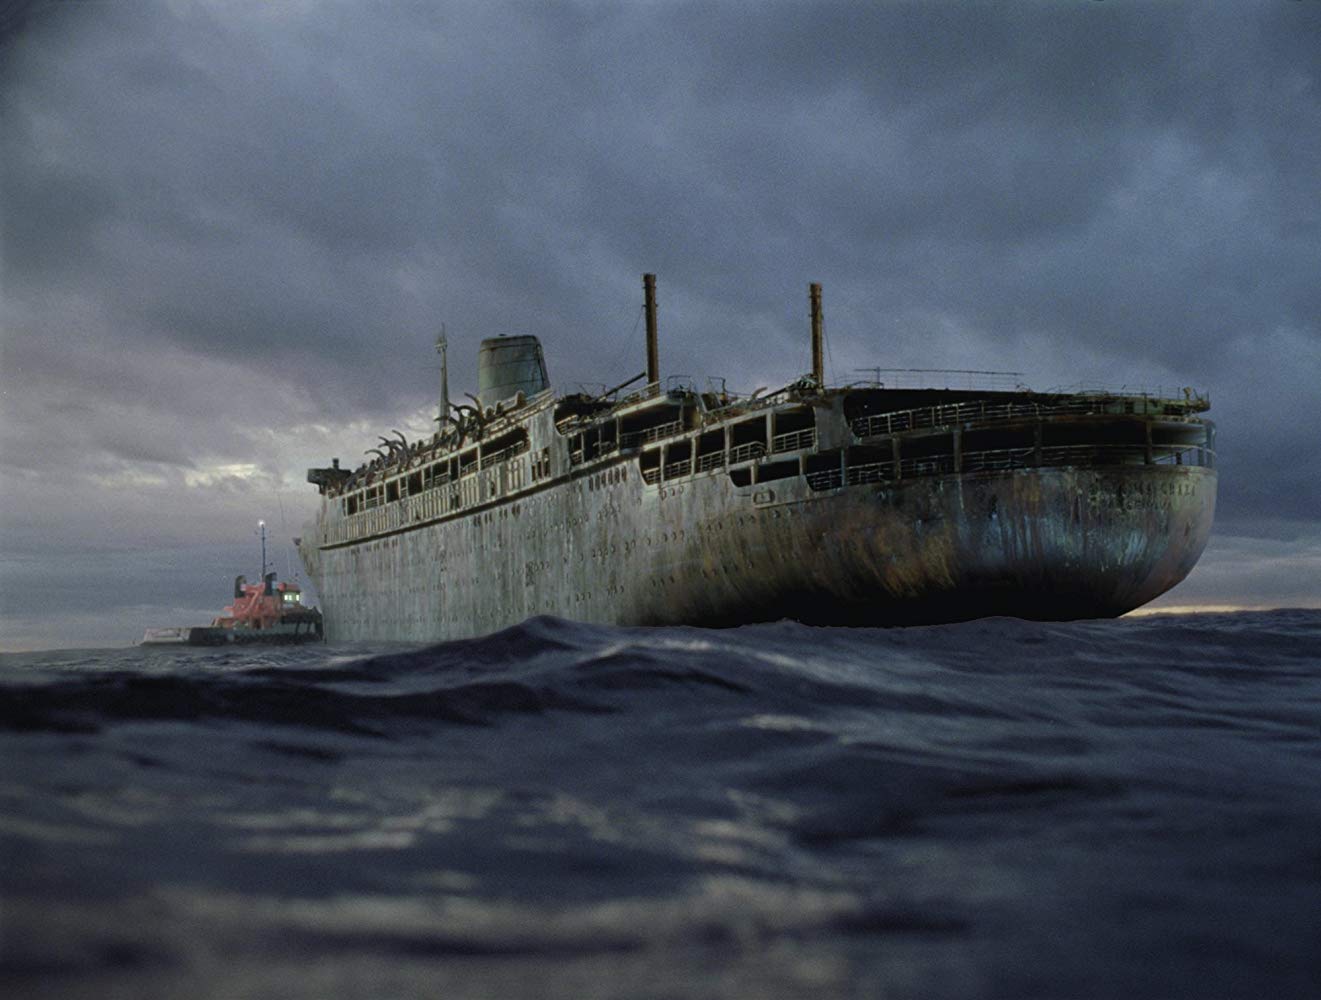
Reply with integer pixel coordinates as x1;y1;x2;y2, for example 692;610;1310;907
436;326;450;427
258;519;268;580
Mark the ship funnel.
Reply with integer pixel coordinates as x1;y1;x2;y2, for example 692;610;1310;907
477;335;549;407
644;273;659;386
810;282;824;387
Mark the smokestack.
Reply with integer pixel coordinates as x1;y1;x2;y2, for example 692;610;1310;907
643;273;659;386
809;282;824;386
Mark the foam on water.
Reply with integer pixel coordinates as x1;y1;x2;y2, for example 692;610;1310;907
2;610;1319;999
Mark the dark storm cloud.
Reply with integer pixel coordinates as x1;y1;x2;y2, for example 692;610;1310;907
7;3;1317;380
2;0;1319;645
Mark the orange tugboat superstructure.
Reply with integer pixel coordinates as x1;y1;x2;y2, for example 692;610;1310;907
212;575;314;631
141;523;324;645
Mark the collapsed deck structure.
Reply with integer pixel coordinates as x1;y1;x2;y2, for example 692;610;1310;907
300;277;1216;641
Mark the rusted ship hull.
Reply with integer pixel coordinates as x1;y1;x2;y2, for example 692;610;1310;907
300;277;1217;641
300;456;1214;642
671;464;1216;627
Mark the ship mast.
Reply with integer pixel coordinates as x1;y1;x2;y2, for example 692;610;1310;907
436;327;450;427
810;282;824;387
258;519;267;579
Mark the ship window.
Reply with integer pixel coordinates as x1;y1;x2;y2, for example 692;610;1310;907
424;461;449;489
531;447;551;481
730;417;768;463
963;427;1035;451
386;480;400;503
407;472;422;495
889;434;954;477
756;459;800;483
1042;421;1144;448
772;407;814;435
902;434;954;458
619;405;686;449
846;445;894;484
728;468;752;487
731;417;767;447
482;428;530;469
772;407;816;452
695;429;725;472
663;440;692;480
842;388;894;423
805;450;843;491
640;449;661;486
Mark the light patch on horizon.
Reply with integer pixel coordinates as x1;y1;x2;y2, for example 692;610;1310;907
1126;604;1319;617
183;463;264;489
1145;528;1321;613
88;468;173;490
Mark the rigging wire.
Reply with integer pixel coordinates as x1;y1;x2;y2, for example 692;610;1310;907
823;312;837;386
276;492;295;582
600;302;645;385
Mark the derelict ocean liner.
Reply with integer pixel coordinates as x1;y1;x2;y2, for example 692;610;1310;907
299;276;1216;641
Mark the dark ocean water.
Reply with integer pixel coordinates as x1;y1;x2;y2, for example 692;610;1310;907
1;610;1319;1000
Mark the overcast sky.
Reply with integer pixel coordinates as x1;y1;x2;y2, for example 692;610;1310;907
2;0;1318;650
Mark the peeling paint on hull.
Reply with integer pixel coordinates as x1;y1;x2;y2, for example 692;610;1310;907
300;461;1215;642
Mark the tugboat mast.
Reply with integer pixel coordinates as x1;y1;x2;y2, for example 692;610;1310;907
258;519;267;579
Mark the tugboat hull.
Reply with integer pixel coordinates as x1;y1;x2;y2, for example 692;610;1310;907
140;569;323;646
141;621;324;646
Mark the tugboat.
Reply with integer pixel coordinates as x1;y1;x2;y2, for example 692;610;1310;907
142;522;324;645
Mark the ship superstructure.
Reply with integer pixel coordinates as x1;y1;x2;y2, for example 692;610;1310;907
300;277;1216;641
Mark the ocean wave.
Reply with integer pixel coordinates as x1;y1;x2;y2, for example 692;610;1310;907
2;610;1319;998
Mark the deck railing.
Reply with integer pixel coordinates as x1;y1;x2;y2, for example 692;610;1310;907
772;428;816;453
805;468;844;491
619;420;683;449
480;442;528;469
729;441;767;464
851;395;1206;440
804;444;1214;492
615;381;663;407
663;460;692;480
696;452;726;472
327;437;1214;542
